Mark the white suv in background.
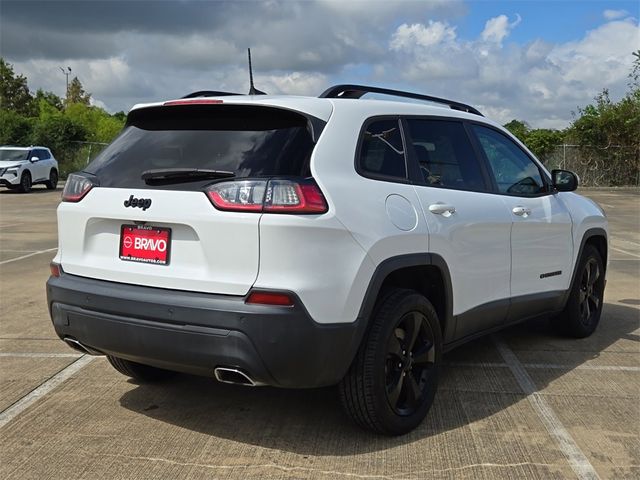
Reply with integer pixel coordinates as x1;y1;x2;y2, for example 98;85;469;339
47;85;608;435
0;146;59;192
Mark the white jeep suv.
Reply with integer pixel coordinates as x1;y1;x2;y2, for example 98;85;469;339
0;146;59;192
47;85;608;435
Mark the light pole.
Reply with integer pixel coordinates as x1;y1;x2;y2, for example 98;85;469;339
59;66;71;101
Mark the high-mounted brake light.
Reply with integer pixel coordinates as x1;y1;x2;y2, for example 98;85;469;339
205;179;328;214
62;174;97;202
246;291;294;306
163;99;223;106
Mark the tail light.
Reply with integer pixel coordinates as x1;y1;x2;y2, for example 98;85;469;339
62;174;98;202
205;179;328;214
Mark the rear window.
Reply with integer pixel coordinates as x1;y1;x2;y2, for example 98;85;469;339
85;105;320;189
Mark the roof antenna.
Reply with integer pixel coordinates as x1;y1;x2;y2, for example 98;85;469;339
247;48;266;95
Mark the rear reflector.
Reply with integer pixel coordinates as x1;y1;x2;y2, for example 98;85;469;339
246;291;294;306
62;174;97;202
50;262;61;277
205;179;328;214
163;99;223;106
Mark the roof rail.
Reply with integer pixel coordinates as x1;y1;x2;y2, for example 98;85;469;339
181;90;241;99
319;84;483;116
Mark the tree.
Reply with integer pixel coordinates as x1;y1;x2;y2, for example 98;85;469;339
34;89;63;111
525;129;565;158
31;115;87;156
66;76;91;105
0;58;35;116
503;119;564;159
503;119;529;142
0;109;33;145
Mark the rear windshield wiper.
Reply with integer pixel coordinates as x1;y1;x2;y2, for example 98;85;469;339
141;168;235;184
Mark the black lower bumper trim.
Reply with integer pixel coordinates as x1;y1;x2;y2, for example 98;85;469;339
47;273;364;388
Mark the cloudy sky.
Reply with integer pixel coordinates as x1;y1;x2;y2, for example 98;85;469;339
1;0;638;128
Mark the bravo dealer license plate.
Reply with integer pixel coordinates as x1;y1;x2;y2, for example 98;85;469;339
119;225;171;265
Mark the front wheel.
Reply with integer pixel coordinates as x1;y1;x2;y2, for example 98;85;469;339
339;288;442;435
558;244;605;338
18;171;32;193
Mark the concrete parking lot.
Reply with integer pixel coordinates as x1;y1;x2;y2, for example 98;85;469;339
0;186;638;479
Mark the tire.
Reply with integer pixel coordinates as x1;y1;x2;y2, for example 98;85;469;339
339;288;442;435
558;244;605;338
46;169;58;190
107;355;175;382
18;171;32;193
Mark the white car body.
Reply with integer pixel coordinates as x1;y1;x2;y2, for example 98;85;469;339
47;86;608;433
0;146;59;191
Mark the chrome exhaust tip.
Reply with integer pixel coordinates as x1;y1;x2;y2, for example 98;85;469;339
214;367;263;387
63;337;103;356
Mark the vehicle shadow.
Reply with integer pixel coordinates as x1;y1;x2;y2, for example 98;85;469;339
119;302;638;454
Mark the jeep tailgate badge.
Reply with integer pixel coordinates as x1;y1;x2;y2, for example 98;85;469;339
124;195;152;211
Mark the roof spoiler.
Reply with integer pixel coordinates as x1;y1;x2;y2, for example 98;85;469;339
181;90;241;99
319;84;483;116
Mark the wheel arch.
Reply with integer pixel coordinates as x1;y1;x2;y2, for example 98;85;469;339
356;254;454;344
563;227;608;308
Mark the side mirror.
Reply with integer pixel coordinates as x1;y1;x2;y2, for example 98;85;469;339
30;156;39;162
552;169;579;192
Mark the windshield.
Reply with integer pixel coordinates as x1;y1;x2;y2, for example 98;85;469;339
85;105;320;189
0;149;29;161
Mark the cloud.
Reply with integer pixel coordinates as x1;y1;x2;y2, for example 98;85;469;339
603;9;629;20
382;16;638;128
481;14;522;44
390;21;458;50
1;1;638;129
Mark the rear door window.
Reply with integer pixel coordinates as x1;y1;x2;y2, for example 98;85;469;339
406;119;488;192
357;119;407;181
85;105;320;189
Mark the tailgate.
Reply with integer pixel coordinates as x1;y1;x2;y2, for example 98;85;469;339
57;187;259;295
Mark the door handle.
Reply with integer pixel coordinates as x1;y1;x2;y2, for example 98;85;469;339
429;203;456;215
512;206;531;217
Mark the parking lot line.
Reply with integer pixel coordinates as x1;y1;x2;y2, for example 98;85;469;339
610;246;640;258
0;247;57;265
493;335;600;480
0;353;81;358
446;362;640;372
0;355;93;429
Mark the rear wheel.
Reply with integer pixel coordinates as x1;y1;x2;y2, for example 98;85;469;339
46;169;58;190
558;244;605;338
107;355;175;382
18;171;32;193
339;288;442;435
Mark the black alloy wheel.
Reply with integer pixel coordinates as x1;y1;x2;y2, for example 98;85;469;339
339;288;442;435
46;169;58;190
385;311;436;416
558;244;605;338
19;171;32;193
578;256;602;327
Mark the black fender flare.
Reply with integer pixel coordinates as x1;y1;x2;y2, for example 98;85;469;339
351;253;455;350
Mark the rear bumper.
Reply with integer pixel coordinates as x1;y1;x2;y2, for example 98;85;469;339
46;273;363;388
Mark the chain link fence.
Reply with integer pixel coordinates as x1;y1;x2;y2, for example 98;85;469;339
56;141;108;178
540;145;640;187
